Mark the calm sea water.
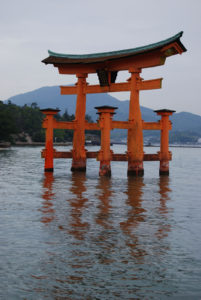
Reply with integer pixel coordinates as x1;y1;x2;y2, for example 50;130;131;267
0;145;201;299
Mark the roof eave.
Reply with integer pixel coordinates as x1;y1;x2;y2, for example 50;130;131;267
42;31;187;65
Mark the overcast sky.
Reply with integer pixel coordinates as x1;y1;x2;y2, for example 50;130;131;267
0;0;201;115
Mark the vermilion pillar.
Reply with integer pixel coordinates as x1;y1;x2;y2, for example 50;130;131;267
71;73;88;172
96;106;117;176
155;109;175;175
41;109;60;172
127;68;144;176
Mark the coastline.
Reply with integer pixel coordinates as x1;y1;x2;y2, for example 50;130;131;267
1;142;201;149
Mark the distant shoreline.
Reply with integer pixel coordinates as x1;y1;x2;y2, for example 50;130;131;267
1;142;201;149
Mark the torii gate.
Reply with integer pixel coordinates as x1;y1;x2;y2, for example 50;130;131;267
41;31;186;176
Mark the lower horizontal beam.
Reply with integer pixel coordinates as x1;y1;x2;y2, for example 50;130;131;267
53;120;75;130
143;122;161;130
42;120;167;131
112;121;130;129
42;120;76;130
85;122;100;130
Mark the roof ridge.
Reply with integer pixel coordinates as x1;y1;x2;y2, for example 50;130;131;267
47;31;186;59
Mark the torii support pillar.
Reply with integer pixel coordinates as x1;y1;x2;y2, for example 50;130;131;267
71;73;88;172
96;106;117;176
40;109;60;172
155;109;175;175
127;69;144;176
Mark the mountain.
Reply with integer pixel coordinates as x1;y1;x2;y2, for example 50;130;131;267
4;86;160;121
171;112;201;132
4;86;201;142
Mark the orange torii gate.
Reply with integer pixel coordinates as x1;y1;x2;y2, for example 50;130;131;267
41;32;186;176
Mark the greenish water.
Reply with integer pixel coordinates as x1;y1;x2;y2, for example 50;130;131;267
0;145;201;299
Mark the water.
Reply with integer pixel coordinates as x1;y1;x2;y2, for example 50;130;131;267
0;145;201;299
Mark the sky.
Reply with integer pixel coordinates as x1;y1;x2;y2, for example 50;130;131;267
0;0;201;115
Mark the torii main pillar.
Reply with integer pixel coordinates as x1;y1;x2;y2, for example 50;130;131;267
71;73;87;171
127;68;144;176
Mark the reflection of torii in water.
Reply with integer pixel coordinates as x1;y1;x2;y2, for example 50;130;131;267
40;172;172;269
95;177;113;230
40;172;90;240
120;176;172;260
156;176;172;240
40;172;55;224
120;177;147;260
95;177;115;264
68;173;89;240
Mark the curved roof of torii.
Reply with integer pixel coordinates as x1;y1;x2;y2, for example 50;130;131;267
42;31;186;65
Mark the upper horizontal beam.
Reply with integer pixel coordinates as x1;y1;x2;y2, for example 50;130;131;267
138;78;163;90
60;82;130;95
60;78;162;95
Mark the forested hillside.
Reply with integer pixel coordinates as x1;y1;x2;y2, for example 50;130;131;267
2;91;201;145
0;101;92;143
0;101;44;143
5;85;201;144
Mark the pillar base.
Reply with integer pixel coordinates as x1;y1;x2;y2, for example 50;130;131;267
159;160;169;176
127;161;144;177
44;168;54;172
127;169;144;177
71;158;86;172
99;162;111;177
159;170;169;176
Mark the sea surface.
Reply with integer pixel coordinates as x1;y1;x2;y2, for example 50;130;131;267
0;145;201;299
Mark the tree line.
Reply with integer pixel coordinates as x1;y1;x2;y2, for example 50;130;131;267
0;101;98;143
0;101;199;145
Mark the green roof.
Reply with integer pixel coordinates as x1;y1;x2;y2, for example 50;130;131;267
42;31;186;64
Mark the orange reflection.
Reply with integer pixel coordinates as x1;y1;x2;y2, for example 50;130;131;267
158;176;171;214
68;172;89;240
121;177;145;231
120;177;147;259
96;177;113;229
95;177;115;264
40;172;55;224
156;176;172;240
